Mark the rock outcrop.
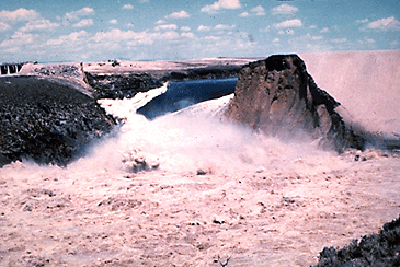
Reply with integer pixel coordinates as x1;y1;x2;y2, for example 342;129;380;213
314;215;400;267
0;77;117;167
225;54;364;152
84;72;162;99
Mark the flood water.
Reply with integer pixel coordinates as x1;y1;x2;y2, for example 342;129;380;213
136;78;238;119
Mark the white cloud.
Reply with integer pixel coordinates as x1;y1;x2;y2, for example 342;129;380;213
366;16;400;31
278;29;294;35
159;31;180;39
205;35;221;41
272;4;298;15
72;19;93;27
109;19;118;25
65;7;94;21
154;24;177;31
47;31;88;46
251;5;265;16
302;33;323;40
262;25;271;32
288;34;331;52
181;32;194;38
0;22;12;32
127;22;135;28
201;0;241;14
311;35;323;40
390;40;399;46
180;26;191;32
164;10;190;19
320;27;329;33
93;29;139;43
214;24;236;31
1;31;36;47
197;25;211;32
331;37;347;43
358;37;376;44
366;38;376;44
156;20;165;25
91;28;191;47
272;37;279;44
239;11;249;17
0;8;40;22
309;24;317;29
123;4;134;10
274;19;302;28
356;18;369;24
20;20;59;32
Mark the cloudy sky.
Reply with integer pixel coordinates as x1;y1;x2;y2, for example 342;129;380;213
1;0;399;62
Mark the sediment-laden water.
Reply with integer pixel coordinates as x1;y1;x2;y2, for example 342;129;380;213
1;51;400;266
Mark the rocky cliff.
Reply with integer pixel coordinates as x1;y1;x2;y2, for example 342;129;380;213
225;55;364;152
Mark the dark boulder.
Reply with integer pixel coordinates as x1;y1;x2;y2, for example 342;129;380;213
225;54;364;152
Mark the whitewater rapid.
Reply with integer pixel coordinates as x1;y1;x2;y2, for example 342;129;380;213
96;81;348;177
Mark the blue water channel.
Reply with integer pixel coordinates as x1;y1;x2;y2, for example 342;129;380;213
136;78;238;119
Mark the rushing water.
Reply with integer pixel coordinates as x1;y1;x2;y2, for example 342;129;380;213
136;78;238;119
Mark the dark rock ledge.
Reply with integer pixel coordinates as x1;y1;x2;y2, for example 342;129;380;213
0;77;117;167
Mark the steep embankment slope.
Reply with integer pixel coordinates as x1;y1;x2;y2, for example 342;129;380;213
300;50;400;136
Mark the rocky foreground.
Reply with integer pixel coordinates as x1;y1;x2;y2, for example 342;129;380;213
0;77;117;167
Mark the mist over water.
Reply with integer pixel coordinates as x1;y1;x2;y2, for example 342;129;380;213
93;81;351;177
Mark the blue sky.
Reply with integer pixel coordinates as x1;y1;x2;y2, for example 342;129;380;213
1;0;399;62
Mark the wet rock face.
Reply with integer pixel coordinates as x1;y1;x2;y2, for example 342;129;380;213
0;77;117;167
225;54;363;152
